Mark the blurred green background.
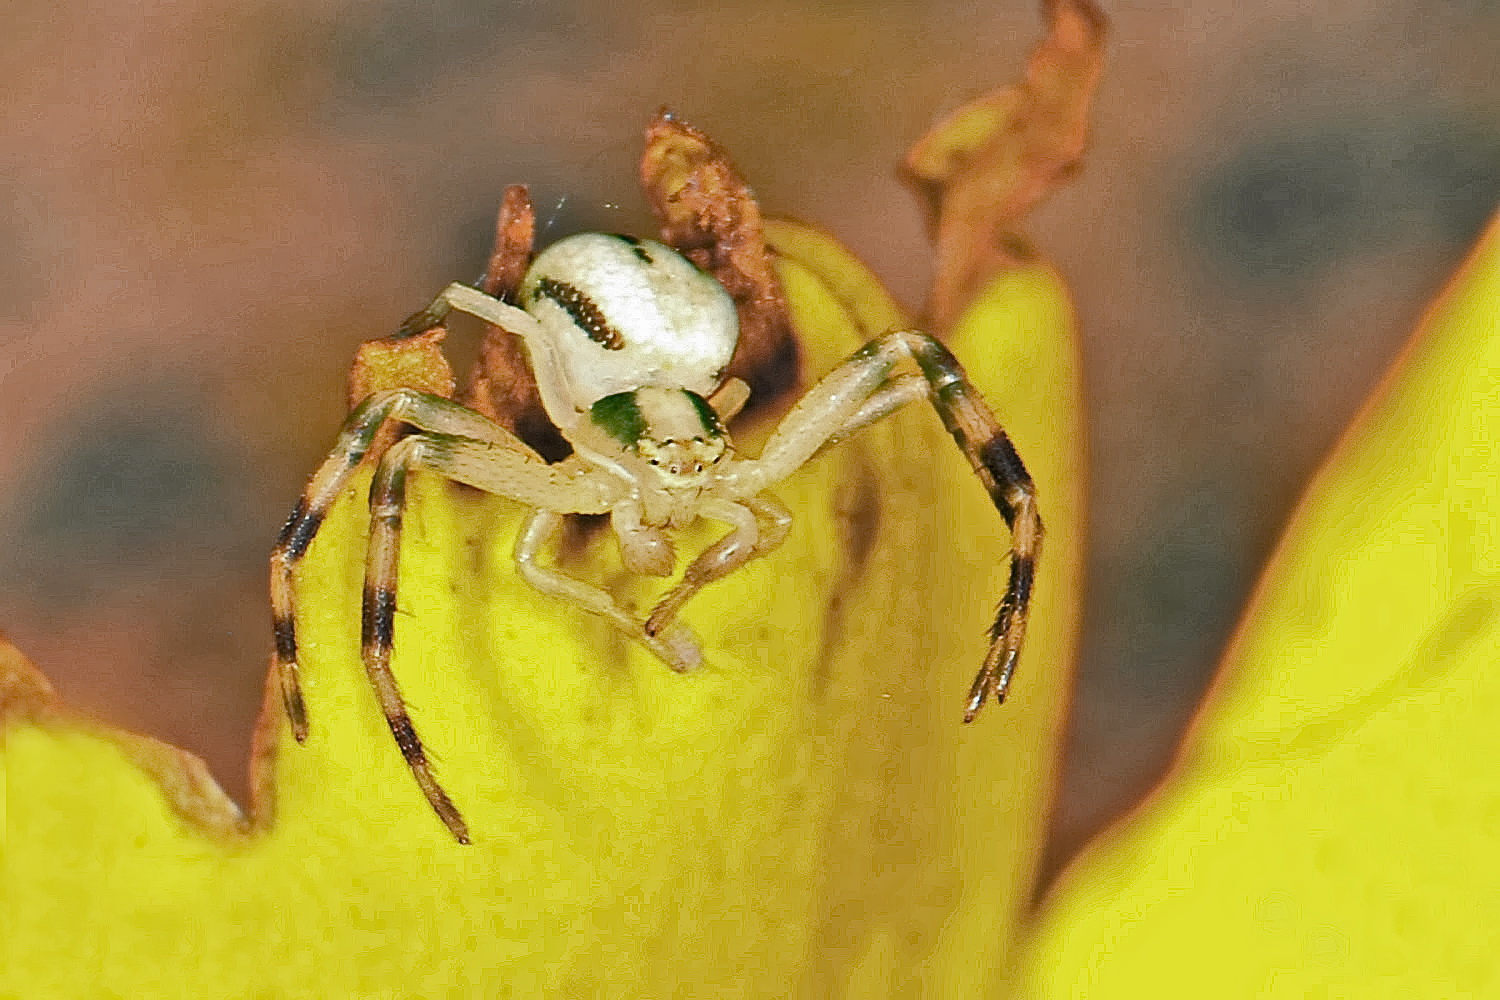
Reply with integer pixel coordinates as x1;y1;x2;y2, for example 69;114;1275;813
1;0;1496;880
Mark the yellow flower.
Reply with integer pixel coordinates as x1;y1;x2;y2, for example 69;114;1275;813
0;3;1100;995
1017;211;1500;997
0;218;1082;1000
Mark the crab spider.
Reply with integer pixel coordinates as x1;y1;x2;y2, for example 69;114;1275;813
271;232;1042;843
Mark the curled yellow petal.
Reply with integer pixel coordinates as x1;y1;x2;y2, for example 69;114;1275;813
2;220;1082;997
1018;212;1500;996
4;3;1095;987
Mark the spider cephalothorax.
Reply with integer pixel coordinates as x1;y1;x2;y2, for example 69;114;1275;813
271;226;1041;844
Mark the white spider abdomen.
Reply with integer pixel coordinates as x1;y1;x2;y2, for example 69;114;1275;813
519;233;739;405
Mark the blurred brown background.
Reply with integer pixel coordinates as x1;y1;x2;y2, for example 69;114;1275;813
2;0;1496;882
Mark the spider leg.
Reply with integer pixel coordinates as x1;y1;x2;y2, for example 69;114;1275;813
362;436;469;842
515;510;704;673
900;333;1042;722
271;388;585;742
360;431;619;843
398;282;584;437
643;496;792;638
813;373;927;458
725;329;1042;721
707;377;751;423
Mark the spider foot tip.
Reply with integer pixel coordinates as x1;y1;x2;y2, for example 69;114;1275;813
285;704;309;743
653;628;703;672
666;656;695;674
435;810;472;844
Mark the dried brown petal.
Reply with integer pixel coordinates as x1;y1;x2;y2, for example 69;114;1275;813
640;111;798;410
0;631;55;720
2;631;245;834
480;185;536;301
346;327;456;409
347;327;457;453
904;0;1106;329
459;186;569;459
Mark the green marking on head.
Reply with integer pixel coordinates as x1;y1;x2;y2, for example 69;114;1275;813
683;391;725;439
590;391;648;449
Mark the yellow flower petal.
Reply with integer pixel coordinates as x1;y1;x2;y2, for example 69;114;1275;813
1017;212;1500;996
2;219;1082;996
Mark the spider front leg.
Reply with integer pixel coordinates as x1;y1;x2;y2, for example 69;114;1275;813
642;496;793;639
729;329;1043;721
357;431;619;843
271;389;528;741
362;436;470;842
272;389;616;842
513;510;705;672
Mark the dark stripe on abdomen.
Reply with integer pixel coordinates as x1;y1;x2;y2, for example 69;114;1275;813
612;234;655;265
531;277;626;350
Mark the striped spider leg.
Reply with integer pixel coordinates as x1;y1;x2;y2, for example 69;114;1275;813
699;328;1043;722
270;380;758;843
272;389;622;842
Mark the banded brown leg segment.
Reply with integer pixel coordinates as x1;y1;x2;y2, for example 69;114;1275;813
270;389;541;742
900;331;1042;720
728;328;1042;720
